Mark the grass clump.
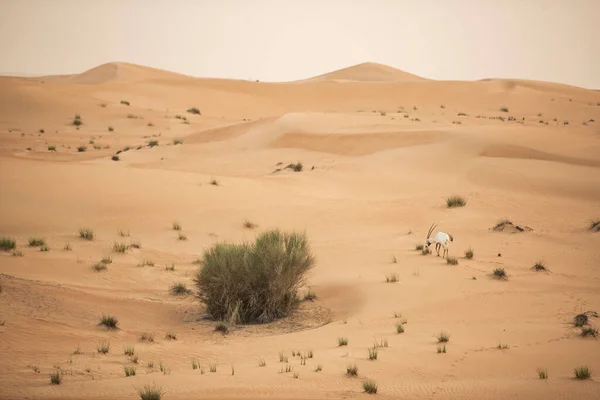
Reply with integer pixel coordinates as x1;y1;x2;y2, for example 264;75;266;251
533;260;547;271
124;344;135;356
215;321;229;333
187;107;201;115
169;282;192;296
165;332;177;340
368;347;378;360
113;242;129;253
172;221;181;231
243;220;257;229
48;145;56;151
0;237;16;251
111;155;119;161
588;218;600;232
396;323;405;333
79;228;94;241
500;106;509;112
139;332;154;342
385;273;399;283
124;366;136;377
437;331;450;343
437;344;447;353
574;366;590;380
581;326;598;337
304;290;317;301
138;383;165;400
193;229;315;324
346;363;358;376
363;379;377;394
99;314;118;329
446;257;458;265
446;195;467;208
28;237;45;247
97;340;110;354
493;268;507;279
77;145;87;152
537;367;548;379
148;140;159;147
464;247;473;259
338;337;348;346
50;370;62;384
92;262;107;271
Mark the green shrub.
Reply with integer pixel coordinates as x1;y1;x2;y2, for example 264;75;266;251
193;229;315;324
0;237;16;251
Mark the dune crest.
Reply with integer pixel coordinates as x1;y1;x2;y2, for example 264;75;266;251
302;61;427;83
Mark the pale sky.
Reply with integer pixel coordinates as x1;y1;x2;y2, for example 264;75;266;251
1;0;598;89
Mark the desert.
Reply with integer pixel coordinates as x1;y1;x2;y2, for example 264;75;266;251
1;55;600;400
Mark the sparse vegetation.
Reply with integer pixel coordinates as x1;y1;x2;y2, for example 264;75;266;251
446;257;458;265
169;282;192;296
346;363;358;376
77;145;87;152
574;366;590;380
113;242;129;253
173;139;183;145
304;290;317;301
177;232;187;241
243;220;257;229
363;379;377;394
124;366;136;377
27;237;45;247
97;340;110;354
111;155;119;161
124;344;135;356
79;228;94;240
437;344;447;353
73;115;82;126
533;260;546;271
581;326;598;337
500;106;509;112
148;140;159;147
120;100;130;106
446;195;467;208
209;178;219;186
338;337;348;346
48;145;56;151
92;262;107;271
193;229;314;324
99;314;118;329
50;370;62;384
137;383;165;400
187;107;201;115
588;218;600;232
385;273;399;283
437;331;450;343
493;268;507;279
215;321;229;333
537;367;548;379
172;221;181;231
464;247;473;259
39;245;49;252
0;237;16;251
165;332;177;340
396;323;405;333
415;244;424;251
140;332;155;342
108;126;114;132
368;347;378;360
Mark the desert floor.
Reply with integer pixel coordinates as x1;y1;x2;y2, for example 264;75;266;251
1;62;600;400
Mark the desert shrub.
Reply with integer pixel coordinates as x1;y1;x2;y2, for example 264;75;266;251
493;268;507;279
464;247;473;259
187;107;201;115
574;366;590;379
112;155;119;161
28;237;45;247
48;145;56;151
50;370;62;384
446;195;467;208
148;140;159;147
120;100;130;106
0;237;16;251
79;228;94;240
138;383;165;400
500;106;509;112
193;230;315;324
363;379;377;393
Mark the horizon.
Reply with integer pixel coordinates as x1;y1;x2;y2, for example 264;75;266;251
1;0;599;89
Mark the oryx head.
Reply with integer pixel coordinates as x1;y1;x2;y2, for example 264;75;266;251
424;223;437;247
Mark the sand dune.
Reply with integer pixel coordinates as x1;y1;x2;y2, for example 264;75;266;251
1;61;600;400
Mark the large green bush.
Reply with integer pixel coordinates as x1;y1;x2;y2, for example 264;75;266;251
193;230;315;324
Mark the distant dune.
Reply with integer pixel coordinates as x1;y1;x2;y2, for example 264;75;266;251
300;61;428;83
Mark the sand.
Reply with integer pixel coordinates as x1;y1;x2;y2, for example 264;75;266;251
1;61;600;400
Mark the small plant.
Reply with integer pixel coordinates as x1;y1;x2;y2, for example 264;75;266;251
437;331;450;343
209;178;219;186
446;257;458;265
258;357;266;367
415;244;424;251
500;106;509;112
385;273;399;283
169;282;192;296
363;379;377;394
165;264;175;271
497;343;509;349
173;139;183;145
533;260;546;271
574;366;590;380
77;145;87;152
73;115;82;126
113;242;129;253
464;247;473;259
215;321;229;333
304;290;317;301
574;314;589;327
124;344;135;356
192;360;199;369
368;347;378;360
100;314;118;329
48;145;56;151
111;155;119;161
92;262;107;271
493;268;507;279
314;364;322;372
140;332;154;342
537;367;548;379
63;243;72;251
588;218;600;232
79;228;94;240
137;383;165;400
346;363;358;376
178;232;187;241
396;323;405;333
97;340;110;354
209;363;217;372
446;195;467;208
187;107;201;115
11;250;23;257
148;140;159;147
286;161;303;172
40;245;49;252
28;237;45;247
581;326;598;337
101;256;112;264
120;100;130;106
437;344;447;353
124;366;136;377
108;126;114;132
165;332;177;340
172;221;181;231
338;337;348;346
50;370;62;384
0;237;16;251
243;220;256;229
279;352;288;363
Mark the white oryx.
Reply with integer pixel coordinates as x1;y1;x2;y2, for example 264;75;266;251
424;223;454;258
